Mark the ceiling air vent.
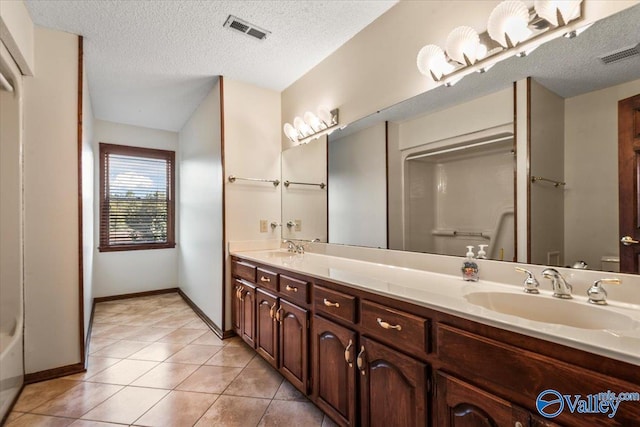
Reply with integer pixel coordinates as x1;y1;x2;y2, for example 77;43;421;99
599;43;640;64
224;15;270;41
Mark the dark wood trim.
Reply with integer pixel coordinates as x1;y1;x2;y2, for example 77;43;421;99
326;134;330;241
385;121;389;249
93;287;179;303
98;142;176;252
24;363;85;385
0;383;25;425
76;35;86;365
219;75;227;333
512;81;518;262
526;77;532;264
178;289;234;339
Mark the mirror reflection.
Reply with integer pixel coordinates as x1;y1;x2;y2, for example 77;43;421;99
281;4;640;273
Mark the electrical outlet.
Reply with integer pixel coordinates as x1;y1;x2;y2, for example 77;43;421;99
260;219;268;233
295;219;302;232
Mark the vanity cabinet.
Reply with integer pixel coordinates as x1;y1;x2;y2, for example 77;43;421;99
232;279;255;348
256;288;278;365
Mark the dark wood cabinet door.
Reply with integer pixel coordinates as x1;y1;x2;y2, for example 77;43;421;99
279;299;309;393
256;288;278;367
241;283;256;348
232;281;242;334
359;336;428;427
435;371;530;427
312;315;357;427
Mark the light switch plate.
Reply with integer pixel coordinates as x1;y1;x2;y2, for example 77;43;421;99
260;219;268;233
295;219;301;231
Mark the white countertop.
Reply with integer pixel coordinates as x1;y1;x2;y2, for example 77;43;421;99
232;249;640;366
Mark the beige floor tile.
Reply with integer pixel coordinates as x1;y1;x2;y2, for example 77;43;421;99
224;366;282;399
176;365;242;394
4;413;74;427
13;378;81;412
205;344;256;367
89;323;118;335
183;318;210;330
131;362;199;389
245;354;274;371
87;337;118;354
65;357;121;381
194;395;270;427
92;325;146;340
165;344;223;364
87;359;158;385
31;382;123;418
81;386;169;425
258;400;324;427
69;420;124;427
127;342;186;362
223;336;246;347
90;340;150;358
135;390;218;426
123;327;176;342
4;412;24;423
152;315;195;329
157;328;207;344
192;331;225;346
322;414;340;427
273;380;307;401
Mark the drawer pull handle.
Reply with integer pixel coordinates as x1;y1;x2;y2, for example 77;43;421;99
356;346;366;375
344;339;353;367
515;423;524;427
323;299;340;308
269;302;277;319
285;285;298;292
377;318;402;331
260;276;271;283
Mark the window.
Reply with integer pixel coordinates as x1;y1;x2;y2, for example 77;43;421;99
99;143;175;251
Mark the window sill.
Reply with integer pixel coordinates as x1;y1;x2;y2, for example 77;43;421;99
98;243;176;253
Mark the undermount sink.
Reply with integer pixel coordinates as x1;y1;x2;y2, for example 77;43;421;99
262;250;297;258
464;291;637;331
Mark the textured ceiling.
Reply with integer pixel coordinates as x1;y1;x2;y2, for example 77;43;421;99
333;4;640;141
25;0;397;131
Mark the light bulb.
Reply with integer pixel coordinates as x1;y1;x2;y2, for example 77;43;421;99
304;111;324;132
283;123;298;142
293;116;312;137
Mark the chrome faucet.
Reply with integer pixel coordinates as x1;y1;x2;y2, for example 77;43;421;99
541;268;572;299
282;239;305;254
515;267;539;294
587;278;621;305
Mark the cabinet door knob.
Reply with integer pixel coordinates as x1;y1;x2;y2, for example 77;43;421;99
514;422;524;427
356;346;366;375
260;276;271;283
285;285;298;292
344;339;353;367
323;299;340;308
276;307;284;323
377;318;402;331
269;302;277;319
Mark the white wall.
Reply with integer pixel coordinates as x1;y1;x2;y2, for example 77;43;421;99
23;27;79;374
81;60;94;341
530;79;564;266
0;0;34;75
281;137;327;242
92;119;179;298
178;80;223;329
564;78;640;270
224;78;281;330
329;122;386;248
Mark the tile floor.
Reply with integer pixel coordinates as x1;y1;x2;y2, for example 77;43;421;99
6;293;338;427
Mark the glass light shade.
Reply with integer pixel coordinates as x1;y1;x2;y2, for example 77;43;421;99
283;123;298;142
488;1;532;48
534;0;582;26
304;111;324;132
476;43;488;60
293;116;312;137
446;26;481;65
417;44;454;80
317;106;333;125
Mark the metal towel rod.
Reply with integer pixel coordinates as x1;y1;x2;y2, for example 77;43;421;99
284;180;326;189
228;175;280;187
531;176;566;187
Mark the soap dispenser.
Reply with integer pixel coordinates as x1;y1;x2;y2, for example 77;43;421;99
477;245;488;259
461;246;479;282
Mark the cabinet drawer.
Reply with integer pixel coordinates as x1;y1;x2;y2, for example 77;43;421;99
279;275;309;305
257;268;278;291
314;285;357;324
232;260;256;283
360;300;430;357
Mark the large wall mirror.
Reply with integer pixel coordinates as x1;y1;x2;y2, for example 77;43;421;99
281;4;640;273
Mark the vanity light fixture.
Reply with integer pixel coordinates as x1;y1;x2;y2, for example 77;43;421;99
416;0;583;84
283;108;339;145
